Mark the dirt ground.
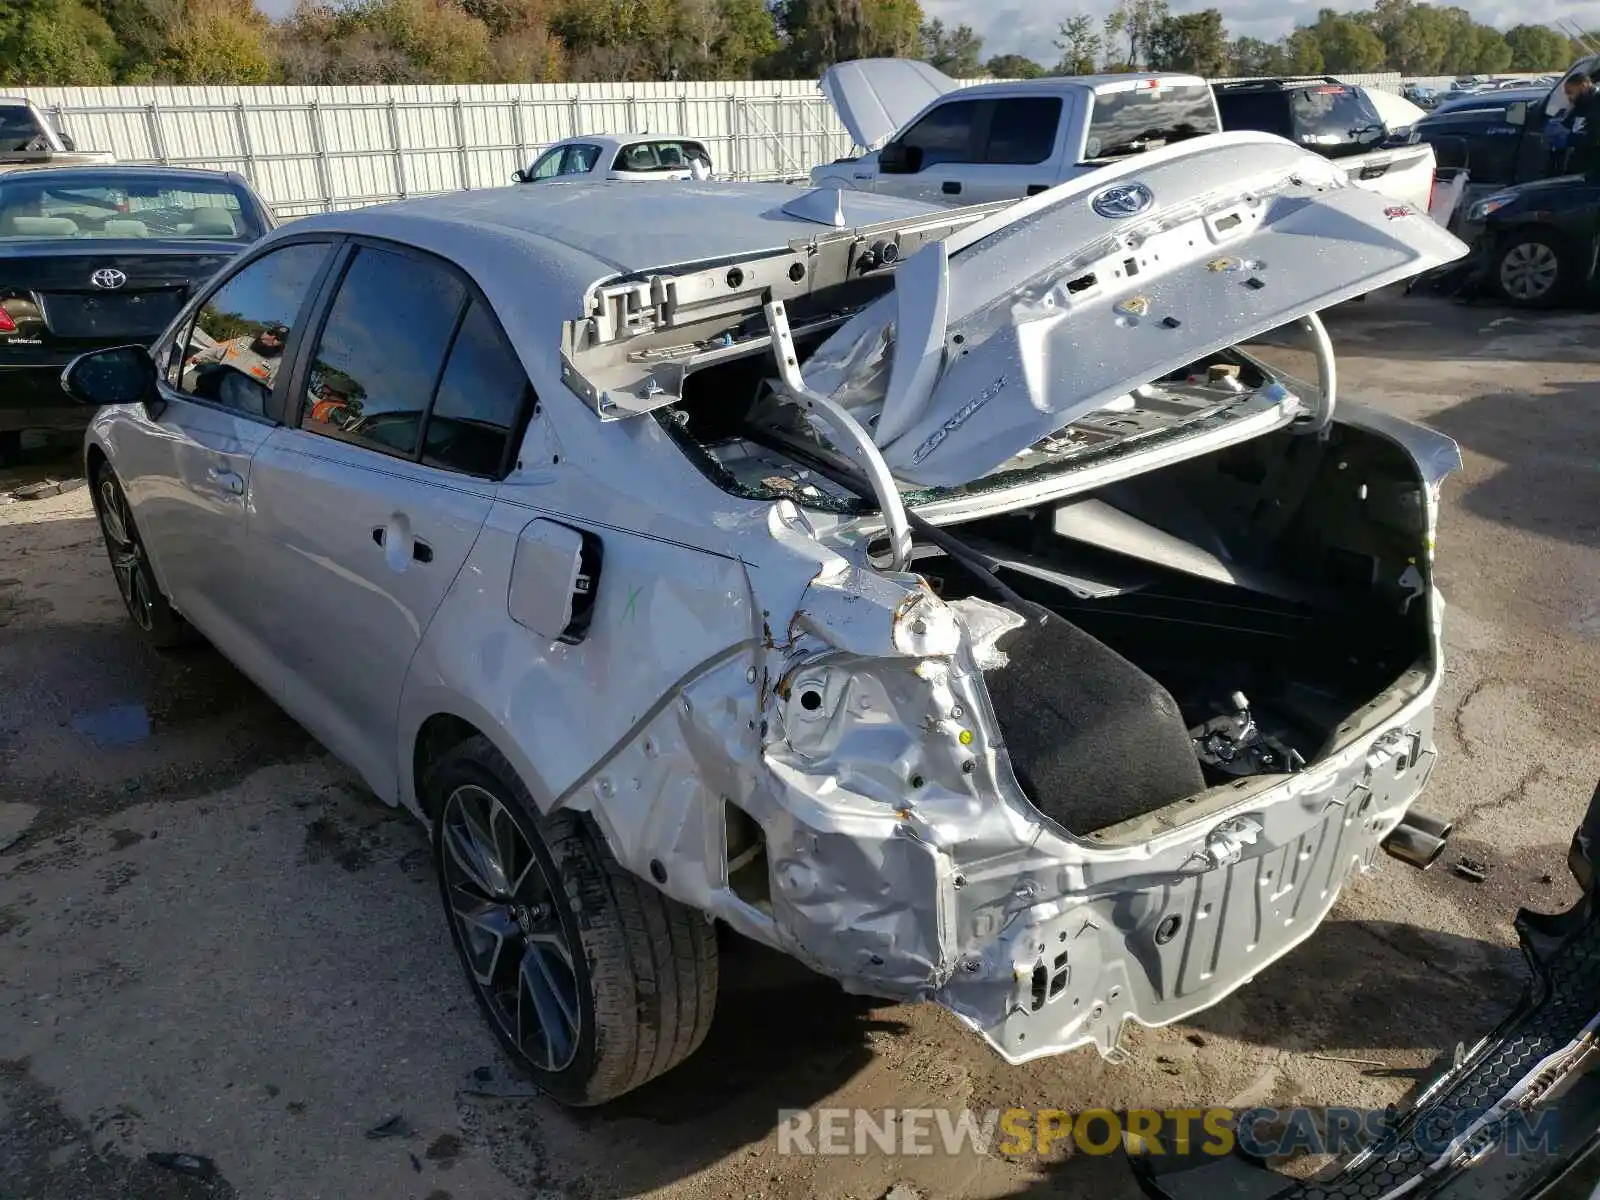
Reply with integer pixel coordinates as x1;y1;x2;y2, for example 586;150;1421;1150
2;290;1598;1200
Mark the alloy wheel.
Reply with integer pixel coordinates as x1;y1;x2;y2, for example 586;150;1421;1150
439;784;581;1073
1499;241;1559;302
97;477;155;632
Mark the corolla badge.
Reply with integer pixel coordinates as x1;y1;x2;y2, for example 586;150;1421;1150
1090;182;1154;219
90;268;127;289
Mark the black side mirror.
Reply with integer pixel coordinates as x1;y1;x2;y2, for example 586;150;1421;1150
62;345;157;407
511;168;530;183
879;142;922;174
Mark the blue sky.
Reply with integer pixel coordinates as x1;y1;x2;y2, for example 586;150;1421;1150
254;0;1600;61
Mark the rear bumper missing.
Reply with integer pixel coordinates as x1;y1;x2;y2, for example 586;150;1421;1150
755;600;1442;1066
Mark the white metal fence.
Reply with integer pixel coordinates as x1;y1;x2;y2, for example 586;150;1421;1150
11;71;1550;218
14;81;853;217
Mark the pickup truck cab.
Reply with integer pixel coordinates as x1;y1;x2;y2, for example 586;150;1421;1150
0;98;113;171
808;61;1219;205
1414;55;1600;198
1212;78;1438;218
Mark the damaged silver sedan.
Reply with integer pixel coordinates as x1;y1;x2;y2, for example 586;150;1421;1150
66;130;1468;1103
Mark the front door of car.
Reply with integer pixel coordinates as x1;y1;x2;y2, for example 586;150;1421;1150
247;242;522;800
874;97;1067;205
124;239;335;684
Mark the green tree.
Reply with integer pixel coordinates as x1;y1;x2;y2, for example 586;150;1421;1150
1309;8;1386;71
1227;35;1289;75
1504;23;1572;71
1146;8;1228;75
0;0;119;85
1101;0;1168;68
276;0;494;84
1054;14;1102;74
1468;23;1512;72
919;18;982;76
1284;27;1325;73
985;52;1044;78
160;0;274;83
770;0;923;77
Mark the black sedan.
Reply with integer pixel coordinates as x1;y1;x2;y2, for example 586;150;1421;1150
0;164;274;460
1463;173;1600;306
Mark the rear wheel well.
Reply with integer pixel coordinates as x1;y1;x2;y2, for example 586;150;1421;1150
413;713;482;820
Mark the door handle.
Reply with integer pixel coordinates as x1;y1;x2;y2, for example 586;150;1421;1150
372;526;433;563
206;466;244;496
942;181;962;195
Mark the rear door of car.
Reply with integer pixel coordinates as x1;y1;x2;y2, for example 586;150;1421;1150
123;237;337;687
246;239;533;798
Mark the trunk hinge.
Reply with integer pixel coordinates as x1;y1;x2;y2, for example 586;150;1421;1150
1294;311;1338;437
764;299;913;572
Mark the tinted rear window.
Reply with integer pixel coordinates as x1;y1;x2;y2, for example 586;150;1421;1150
0;105;47;154
1085;84;1218;160
1288;86;1385;153
0;173;262;241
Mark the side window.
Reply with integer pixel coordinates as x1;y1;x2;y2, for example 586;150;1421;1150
300;245;465;459
617;143;660;171
174;241;330;417
900;100;985;168
530;147;565;180
984;97;1063;164
563;144;601;174
423;300;531;477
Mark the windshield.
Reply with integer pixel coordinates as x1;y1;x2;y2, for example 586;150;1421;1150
0;173;262;241
0;105;49;155
1084;84;1218;160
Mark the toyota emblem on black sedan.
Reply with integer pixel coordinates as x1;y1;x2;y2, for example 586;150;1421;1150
1090;182;1155;219
91;268;127;289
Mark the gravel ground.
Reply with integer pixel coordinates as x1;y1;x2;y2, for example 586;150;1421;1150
1;291;1598;1200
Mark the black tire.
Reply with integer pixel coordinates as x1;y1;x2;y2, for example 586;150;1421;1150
90;464;189;649
1493;230;1570;308
427;736;717;1105
0;431;21;466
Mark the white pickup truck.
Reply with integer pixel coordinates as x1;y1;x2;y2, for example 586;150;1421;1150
809;62;1223;204
809;61;1441;221
0;97;113;171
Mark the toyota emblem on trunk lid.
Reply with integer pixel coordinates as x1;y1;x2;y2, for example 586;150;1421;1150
91;268;127;289
1090;183;1155;219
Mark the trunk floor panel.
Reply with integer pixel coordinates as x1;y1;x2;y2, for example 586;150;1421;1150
985;617;1205;835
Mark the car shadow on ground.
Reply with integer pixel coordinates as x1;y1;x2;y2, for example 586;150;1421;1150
1429;381;1600;553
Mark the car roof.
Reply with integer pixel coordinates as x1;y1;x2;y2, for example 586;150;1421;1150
0;163;250;186
960;72;1207;99
281;182;939;377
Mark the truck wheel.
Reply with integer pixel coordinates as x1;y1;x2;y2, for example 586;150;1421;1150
1494;231;1567;308
428;735;718;1105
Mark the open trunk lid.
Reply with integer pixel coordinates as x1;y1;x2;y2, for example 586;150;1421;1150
818;58;959;149
801;130;1469;488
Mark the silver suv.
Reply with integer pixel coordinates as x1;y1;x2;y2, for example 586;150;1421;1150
66;133;1467;1104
